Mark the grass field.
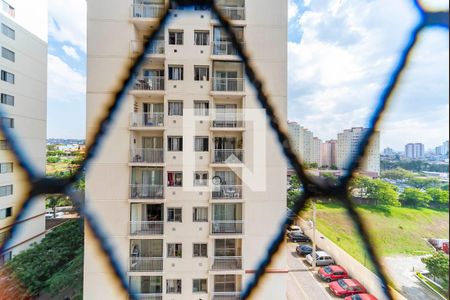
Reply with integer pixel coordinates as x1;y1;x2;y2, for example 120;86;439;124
301;203;449;265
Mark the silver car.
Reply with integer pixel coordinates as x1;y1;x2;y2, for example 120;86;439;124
306;251;334;266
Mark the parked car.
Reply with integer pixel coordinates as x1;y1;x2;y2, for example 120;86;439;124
306;251;334;266
286;225;303;234
329;279;367;298
288;231;311;243
318;265;349;282
344;294;378;300
45;211;64;219
296;245;313;256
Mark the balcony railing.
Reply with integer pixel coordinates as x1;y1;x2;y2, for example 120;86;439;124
212;78;244;92
212;292;242;300
217;6;245;20
132;294;163;300
131;148;164;164
130;221;164;235
212;256;243;270
133;77;165;91
211;221;243;234
212;149;243;164
130;257;163;272
130;184;164;199
212;185;243;199
132;4;165;19
212;41;238;56
131;40;165;56
130;113;164;128
212;113;244;128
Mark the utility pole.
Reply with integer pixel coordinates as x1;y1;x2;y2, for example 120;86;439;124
312;199;317;269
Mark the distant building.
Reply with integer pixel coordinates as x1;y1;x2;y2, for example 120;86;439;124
436;141;449;156
405;143;425;159
288;122;321;166
383;147;395;156
336;127;380;175
321;140;337;167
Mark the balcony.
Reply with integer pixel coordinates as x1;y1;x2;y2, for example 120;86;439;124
130;184;164;200
130;221;164;236
213;41;238;56
131;40;165;57
212;256;242;270
130;257;163;272
131;3;165;19
212;113;244;129
212;292;241;300
212;150;243;164
218;6;245;21
130;113;164;129
131;148;164;164
133;77;165;92
212;185;243;200
211;221;243;235
212;77;244;92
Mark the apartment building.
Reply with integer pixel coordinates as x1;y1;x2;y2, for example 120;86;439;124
336;127;380;176
0;0;47;265
321;139;336;168
85;1;287;299
288;121;321;166
405;143;425;159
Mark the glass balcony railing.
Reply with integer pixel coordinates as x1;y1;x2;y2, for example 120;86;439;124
212;256;243;270
131;4;165;19
130;221;164;236
212;149;244;164
129;257;163;272
130;184;164;199
211;221;243;235
212;78;244;92
130;113;164;128
131;148;164;164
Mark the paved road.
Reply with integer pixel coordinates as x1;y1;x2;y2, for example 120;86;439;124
286;243;334;300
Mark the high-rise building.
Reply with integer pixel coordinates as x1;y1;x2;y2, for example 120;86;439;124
336;127;380;175
405;143;425;159
321;140;337;167
85;1;287;299
288;122;321;166
0;0;47;266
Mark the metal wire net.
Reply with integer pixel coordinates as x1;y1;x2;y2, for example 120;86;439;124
0;0;448;299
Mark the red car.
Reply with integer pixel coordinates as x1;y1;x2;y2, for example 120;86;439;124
344;294;378;300
329;279;367;298
318;265;348;282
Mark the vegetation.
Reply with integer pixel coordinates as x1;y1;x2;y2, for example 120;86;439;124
381;159;449;173
400;188;432;208
422;252;449;290
301;203;449;264
6;220;84;299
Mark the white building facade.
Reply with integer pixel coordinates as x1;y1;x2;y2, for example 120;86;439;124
0;0;47;265
321;139;336;168
405;143;425;159
85;1;287;299
288;122;321;166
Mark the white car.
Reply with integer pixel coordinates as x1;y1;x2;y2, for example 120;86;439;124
45;211;65;219
286;225;303;234
306;251;334;266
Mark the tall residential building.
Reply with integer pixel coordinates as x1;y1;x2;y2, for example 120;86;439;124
288;122;321;166
336;127;380;175
321;139;336;167
436;141;449;156
312;137;322;166
85;1;287;299
0;0;47;265
405;143;425;159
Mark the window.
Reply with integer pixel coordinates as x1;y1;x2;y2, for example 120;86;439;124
1;93;14;106
167;243;182;258
194;31;209;45
193;243;208;257
194;172;208;186
1;23;14;40
195;137;209;152
167;208;182;222
168;101;183;116
166;279;182;294
1;70;14;83
0;185;12;197
193;207;208;222
168;137;183;151
194;66;209;81
1;0;14;17
1;117;13;128
168;30;183;45
168;65;184;80
194;101;209;116
0;162;13;174
0;140;10;150
0;207;11;220
193;279;208;293
168;172;183;187
1;47;14;62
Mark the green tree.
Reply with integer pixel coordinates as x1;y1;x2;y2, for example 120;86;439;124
426;188;449;210
287;175;302;209
367;179;400;206
350;176;373;198
422;252;449;289
400;188;432;208
381;168;415;182
47;156;60;163
408;177;441;189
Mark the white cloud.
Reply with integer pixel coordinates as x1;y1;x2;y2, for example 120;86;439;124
49;0;87;52
288;0;449;150
288;0;299;21
62;45;80;60
48;54;86;102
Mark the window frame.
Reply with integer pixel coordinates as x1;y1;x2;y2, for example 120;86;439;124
1;47;15;62
168;65;184;80
168;101;184;116
0;93;14;106
1;70;14;84
167;243;182;258
193;207;208;222
194;30;210;46
166;279;182;294
167;207;182;222
0;207;12;220
194;136;209;152
194;171;209;187
193;243;208;258
0;184;12;197
168;30;184;45
194;65;210;81
168;137;183;152
0;162;13;174
194;101;209;116
193;279;208;293
1;23;15;40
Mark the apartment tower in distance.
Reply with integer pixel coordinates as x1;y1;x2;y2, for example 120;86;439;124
85;1;287;299
288;121;322;166
336;127;380;176
0;0;48;265
405;143;425;159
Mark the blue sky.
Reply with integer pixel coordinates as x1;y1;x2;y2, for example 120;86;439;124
47;0;449;150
